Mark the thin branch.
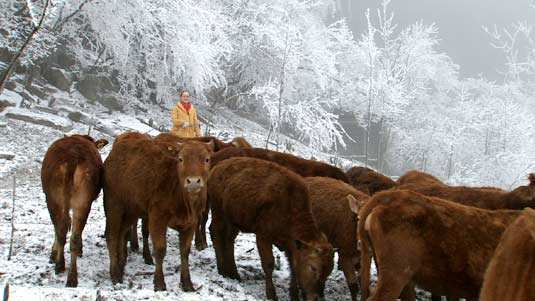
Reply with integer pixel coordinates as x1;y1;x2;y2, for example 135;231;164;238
0;0;51;94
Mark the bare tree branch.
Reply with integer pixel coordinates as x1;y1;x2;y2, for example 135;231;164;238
0;0;51;95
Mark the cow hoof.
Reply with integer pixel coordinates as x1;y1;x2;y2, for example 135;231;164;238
195;241;208;251
181;280;196;292
154;283;167;291
144;256;154;265
66;277;78;288
55;263;65;274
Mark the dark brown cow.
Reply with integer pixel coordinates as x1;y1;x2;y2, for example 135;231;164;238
305;177;369;300
211;147;349;183
353;190;520;301
103;134;213;291
42;134;108;287
396;172;535;210
208;157;334;301
345;166;396;195
480;208;535;301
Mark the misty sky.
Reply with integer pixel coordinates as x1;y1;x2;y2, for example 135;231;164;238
337;0;534;80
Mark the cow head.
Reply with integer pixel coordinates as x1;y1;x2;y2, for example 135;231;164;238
292;235;334;301
173;140;214;196
507;173;535;209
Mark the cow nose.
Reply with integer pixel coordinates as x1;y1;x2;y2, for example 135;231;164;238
185;176;203;191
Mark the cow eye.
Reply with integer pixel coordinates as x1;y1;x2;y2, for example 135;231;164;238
205;158;210;163
178;157;184;163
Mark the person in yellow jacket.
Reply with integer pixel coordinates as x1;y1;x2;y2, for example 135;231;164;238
171;90;201;137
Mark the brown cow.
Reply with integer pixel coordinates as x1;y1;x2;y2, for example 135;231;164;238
396;170;445;186
155;132;251;152
42;134;108;287
208;157;334;301
211;147;349;183
127;133;253;253
197;147;349;254
103;134;213;291
396;172;535;210
345;166;396;195
352;190;520;301
305;177;369;300
480;208;535;301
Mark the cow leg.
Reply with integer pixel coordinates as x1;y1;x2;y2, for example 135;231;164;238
399;282;416;301
149;214;168;291
141;217;153;265
105;204;124;284
209;214;240;280
46;198;68;274
179;227;195;291
53;209;70;274
223;226;240;279
66;200;91;287
286;251;299;301
129;219;140;252
339;254;359;301
118;223;130;278
194;207;209;251
257;236;278;301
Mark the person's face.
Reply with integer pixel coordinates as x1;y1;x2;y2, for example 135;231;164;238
181;92;190;103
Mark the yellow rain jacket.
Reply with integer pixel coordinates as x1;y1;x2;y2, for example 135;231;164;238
171;102;201;137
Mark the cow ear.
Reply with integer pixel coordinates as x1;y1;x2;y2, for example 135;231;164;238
231;140;240;148
205;140;215;152
347;195;360;214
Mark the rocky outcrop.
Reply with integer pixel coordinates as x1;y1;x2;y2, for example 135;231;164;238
44;67;72;91
4;107;73;132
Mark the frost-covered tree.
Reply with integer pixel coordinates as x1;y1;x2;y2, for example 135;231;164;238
223;0;355;151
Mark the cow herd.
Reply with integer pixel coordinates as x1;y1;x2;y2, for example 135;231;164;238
40;133;535;300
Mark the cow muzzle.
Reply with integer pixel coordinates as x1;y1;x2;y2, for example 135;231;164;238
185;176;204;193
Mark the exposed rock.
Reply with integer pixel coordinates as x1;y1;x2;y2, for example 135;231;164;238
99;94;123;112
0;90;22;112
25;85;48;100
4;81;16;91
77;74;115;102
34;105;59;115
5;107;73;132
0;152;15;160
44;67;72;91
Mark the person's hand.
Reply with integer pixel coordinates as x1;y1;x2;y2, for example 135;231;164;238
182;122;190;128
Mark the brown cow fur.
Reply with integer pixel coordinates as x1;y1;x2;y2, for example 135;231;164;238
396;170;445;187
353;190;520;301
305;177;369;300
480;208;535;301
103;134;213;291
41;134;107;287
396;172;535;210
346;166;396;195
208;157;334;301
211;147;349;182
155;132;231;152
